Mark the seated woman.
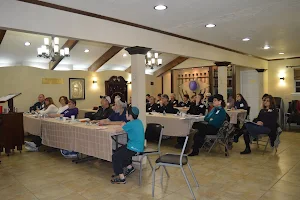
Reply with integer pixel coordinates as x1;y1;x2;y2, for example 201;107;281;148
98;96;128;125
48;96;69;118
227;95;235;109
38;97;58;115
178;94;191;107
156;94;178;114
187;94;206;115
240;95;278;154
190;95;196;103
189;94;227;156
146;96;158;112
234;93;248;110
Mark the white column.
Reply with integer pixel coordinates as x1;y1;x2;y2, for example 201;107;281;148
125;46;151;128
218;66;228;101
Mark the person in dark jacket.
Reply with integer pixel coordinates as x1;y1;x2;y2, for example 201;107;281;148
146;96;158;112
29;94;45;112
156;94;177;114
157;93;162;104
90;96;113;120
170;93;178;107
189;94;227;156
234;93;248;110
187;94;206;115
178;94;191;107
240;95;278;154
61;99;79;118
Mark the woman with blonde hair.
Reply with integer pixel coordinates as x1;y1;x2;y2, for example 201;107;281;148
38;97;58;115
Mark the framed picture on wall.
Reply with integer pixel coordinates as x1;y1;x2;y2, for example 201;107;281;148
69;78;85;100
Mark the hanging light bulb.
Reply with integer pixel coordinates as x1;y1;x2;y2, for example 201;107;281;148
37;48;42;56
60;49;65;56
147;52;152;58
64;47;70;56
44;38;49;45
154;53;158;58
54;37;59;45
158;59;162;65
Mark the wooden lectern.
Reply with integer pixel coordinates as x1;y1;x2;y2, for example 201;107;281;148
0;93;24;158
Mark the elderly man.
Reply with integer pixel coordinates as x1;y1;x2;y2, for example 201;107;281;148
156;94;177;114
90;96;113;120
29;94;45;112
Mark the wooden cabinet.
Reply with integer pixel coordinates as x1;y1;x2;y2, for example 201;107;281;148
209;65;236;97
0;113;24;155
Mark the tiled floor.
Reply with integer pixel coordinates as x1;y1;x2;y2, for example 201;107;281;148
1;131;300;200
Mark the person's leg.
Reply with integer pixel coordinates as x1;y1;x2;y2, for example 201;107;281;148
240;130;251;154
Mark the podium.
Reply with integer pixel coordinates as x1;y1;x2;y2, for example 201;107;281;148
0;93;24;157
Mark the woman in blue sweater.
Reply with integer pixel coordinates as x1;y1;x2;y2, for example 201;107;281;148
189;94;227;156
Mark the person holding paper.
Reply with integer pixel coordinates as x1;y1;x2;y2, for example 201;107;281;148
29;94;45;112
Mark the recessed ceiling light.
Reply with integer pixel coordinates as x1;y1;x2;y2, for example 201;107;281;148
242;38;250;41
205;24;216;28
24;42;31;46
154;5;167;11
84;49;89;53
279;52;284;55
123;53;127;57
263;45;270;50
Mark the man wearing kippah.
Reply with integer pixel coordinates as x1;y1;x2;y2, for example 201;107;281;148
111;106;145;184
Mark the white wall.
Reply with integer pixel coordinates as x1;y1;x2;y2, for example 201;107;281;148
0;66;155;112
0;0;268;69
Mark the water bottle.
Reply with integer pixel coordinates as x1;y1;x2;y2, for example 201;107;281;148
163;110;166;116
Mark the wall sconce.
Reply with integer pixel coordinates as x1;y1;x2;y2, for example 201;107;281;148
127;82;132;85
279;77;285;80
93;80;97;84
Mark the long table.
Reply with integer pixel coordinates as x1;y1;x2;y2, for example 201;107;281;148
23;115;126;162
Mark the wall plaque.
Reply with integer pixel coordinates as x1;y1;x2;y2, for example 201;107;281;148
42;78;64;84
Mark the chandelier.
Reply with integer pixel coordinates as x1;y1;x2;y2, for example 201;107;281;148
145;52;162;69
37;37;70;62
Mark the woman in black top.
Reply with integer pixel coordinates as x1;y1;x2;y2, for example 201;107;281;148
178;94;191;107
240;95;278;154
170;93;178;107
234;93;248;110
146;96;158;112
187;94;206;115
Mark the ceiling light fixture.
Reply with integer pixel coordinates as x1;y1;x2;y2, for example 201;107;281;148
84;49;90;53
154;5;167;10
205;24;216;28
242;38;250;41
145;52;162;69
279;52;284;55
37;37;70;61
24;42;31;46
123;53;127;57
263;45;270;50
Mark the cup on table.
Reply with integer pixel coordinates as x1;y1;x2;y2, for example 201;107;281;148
63;117;67;122
60;114;64;120
71;115;75;121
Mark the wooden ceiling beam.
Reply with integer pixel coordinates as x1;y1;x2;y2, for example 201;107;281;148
49;39;78;70
0;29;7;45
154;56;189;77
88;46;123;72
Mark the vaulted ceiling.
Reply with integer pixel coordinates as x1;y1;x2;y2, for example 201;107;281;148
40;0;300;60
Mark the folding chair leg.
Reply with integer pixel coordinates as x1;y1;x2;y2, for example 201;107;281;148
263;138;270;155
146;156;153;170
160;166;163;185
163;166;170;177
139;161;143;186
208;139;217;153
180;167;196;200
187;163;199;187
152;164;156;197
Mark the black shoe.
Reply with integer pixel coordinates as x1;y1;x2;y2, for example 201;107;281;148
174;143;183;149
124;167;135;177
111;177;126;184
240;148;251;154
188;149;199;156
233;135;239;143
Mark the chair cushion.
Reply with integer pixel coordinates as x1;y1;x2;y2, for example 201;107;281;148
156;154;188;165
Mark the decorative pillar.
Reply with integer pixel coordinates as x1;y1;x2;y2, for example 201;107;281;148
125;46;151;127
215;61;231;101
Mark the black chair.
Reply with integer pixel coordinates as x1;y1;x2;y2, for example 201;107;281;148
285;100;300;129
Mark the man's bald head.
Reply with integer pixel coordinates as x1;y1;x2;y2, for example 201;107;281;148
38;94;45;102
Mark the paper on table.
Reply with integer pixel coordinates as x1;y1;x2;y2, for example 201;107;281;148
96;126;108;130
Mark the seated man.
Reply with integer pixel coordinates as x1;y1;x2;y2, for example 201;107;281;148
178;94;191;107
98;96;128;125
156;94;178;114
90;96;113;120
170;93;178;107
29;94;45;112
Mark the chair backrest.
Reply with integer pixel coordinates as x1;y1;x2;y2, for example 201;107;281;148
145;123;164;152
246;107;251;119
